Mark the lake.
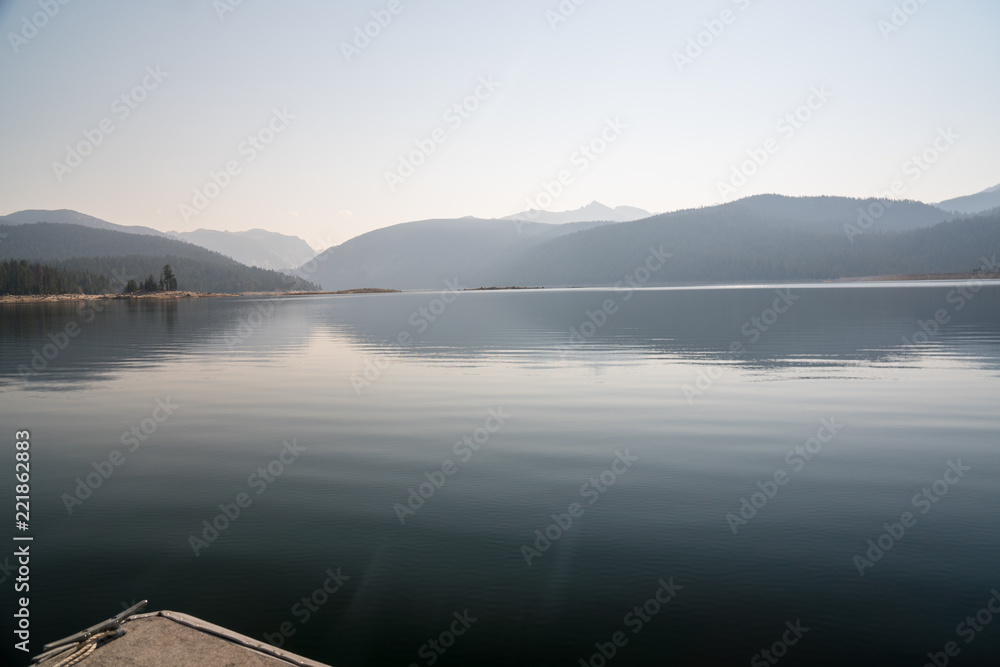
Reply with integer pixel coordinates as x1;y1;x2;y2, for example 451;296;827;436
2;282;999;666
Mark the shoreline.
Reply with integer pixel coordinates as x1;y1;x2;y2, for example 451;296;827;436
3;276;999;304
832;272;1000;282
0;288;400;304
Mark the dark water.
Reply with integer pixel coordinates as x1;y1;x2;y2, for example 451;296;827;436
1;283;999;666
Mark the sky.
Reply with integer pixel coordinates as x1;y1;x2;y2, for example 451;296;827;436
1;0;998;249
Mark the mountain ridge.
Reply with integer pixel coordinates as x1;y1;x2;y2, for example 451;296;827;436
501;200;653;224
6;187;999;292
0;223;319;293
302;195;975;290
166;228;316;270
936;183;1000;215
1;210;316;271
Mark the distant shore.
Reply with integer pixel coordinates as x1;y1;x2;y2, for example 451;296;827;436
0;288;400;304
4;275;1000;304
832;272;1000;283
463;286;545;291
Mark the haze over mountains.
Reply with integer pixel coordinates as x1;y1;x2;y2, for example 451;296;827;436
0;210;314;272
0;223;318;293
165;229;316;271
0;209;169;238
3;184;998;293
936;184;1000;215
302;195;998;290
296;216;622;291
502;201;653;224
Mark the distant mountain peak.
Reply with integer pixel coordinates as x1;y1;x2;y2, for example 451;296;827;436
935;183;1000;214
501;201;652;224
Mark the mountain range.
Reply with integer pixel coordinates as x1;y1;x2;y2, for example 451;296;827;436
0;210;314;272
303;195;997;290
0;223;318;293
2;184;998;293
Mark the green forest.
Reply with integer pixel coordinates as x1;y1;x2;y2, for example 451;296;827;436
122;264;179;293
0;259;111;295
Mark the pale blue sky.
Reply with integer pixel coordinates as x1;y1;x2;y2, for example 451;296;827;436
1;0;997;247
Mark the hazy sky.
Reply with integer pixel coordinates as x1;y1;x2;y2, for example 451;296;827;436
1;0;997;248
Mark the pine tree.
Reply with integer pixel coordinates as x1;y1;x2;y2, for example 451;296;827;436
160;264;178;291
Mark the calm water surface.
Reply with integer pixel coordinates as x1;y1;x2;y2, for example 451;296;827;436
1;283;999;666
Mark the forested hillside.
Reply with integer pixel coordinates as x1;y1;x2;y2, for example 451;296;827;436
304;195;984;290
491;207;999;286
0;223;319;293
0;260;111;295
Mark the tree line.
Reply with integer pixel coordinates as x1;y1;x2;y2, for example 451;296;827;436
55;255;317;293
0;259;110;295
0;261;182;296
122;265;178;293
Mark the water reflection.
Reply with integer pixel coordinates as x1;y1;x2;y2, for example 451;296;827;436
3;284;1000;391
1;284;999;666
